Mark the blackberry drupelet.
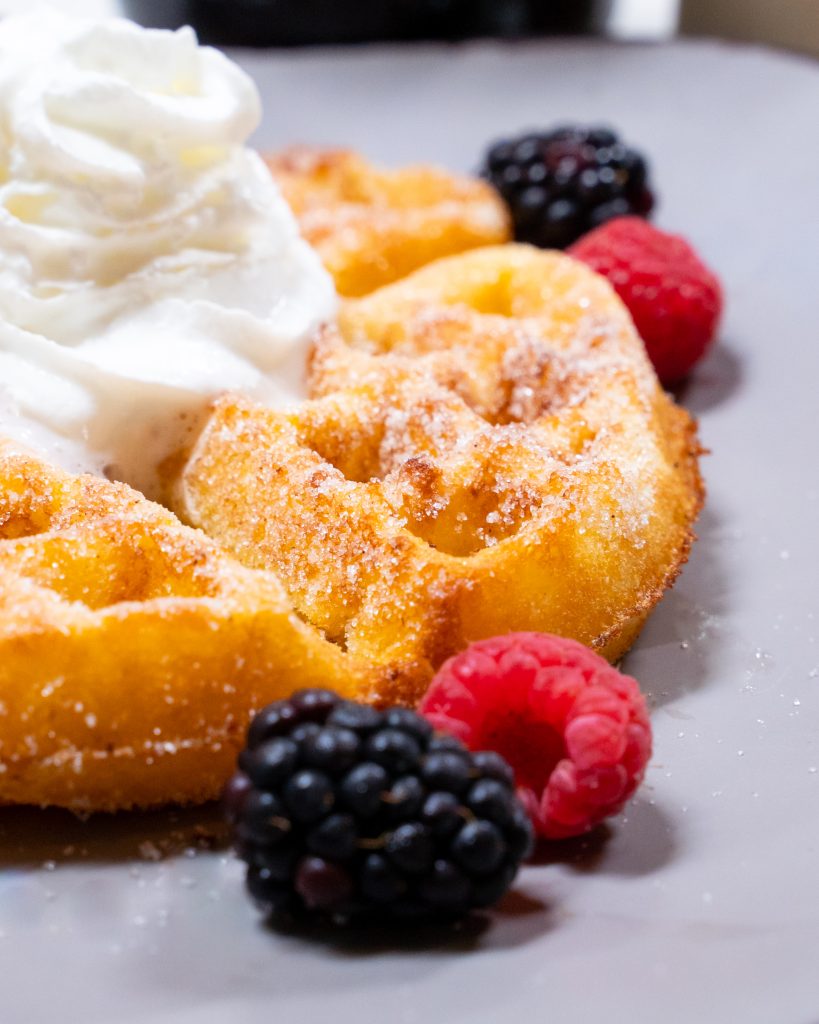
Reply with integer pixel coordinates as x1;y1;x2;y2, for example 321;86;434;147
480;125;655;249
225;689;533;924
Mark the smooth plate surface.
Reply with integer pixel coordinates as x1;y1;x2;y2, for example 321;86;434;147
2;38;818;1024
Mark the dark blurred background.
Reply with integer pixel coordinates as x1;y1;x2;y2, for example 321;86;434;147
123;0;612;46
0;1;814;56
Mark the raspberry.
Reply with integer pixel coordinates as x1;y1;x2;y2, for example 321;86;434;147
569;216;723;385
225;689;533;923
480;125;654;250
418;633;652;841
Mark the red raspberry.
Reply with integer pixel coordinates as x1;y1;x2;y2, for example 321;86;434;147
419;633;652;840
569;216;723;385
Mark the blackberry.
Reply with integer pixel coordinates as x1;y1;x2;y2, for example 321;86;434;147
480;125;655;250
225;688;533;924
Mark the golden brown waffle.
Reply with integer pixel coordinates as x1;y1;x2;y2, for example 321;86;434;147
0;441;376;810
266;146;511;297
176;245;704;708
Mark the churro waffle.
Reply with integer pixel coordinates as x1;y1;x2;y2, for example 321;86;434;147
0;441;376;810
266;146;511;297
0;8;705;818
176;246;704;707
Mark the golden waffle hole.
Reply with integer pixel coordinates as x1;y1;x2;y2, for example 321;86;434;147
391;460;543;558
1;524;227;611
295;408;387;486
0;445;163;541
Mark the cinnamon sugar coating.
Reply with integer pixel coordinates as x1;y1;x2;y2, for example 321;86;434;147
266;146;511;297
177;246;703;707
0;247;702;810
0;442;377;810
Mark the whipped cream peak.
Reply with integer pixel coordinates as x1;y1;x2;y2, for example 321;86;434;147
0;9;337;496
0;13;260;189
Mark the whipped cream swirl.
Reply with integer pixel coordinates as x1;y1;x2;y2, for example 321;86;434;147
0;10;336;495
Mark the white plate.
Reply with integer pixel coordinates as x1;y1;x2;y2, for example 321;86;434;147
2;38;818;1024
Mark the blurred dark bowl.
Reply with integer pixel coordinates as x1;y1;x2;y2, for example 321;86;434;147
122;0;606;47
